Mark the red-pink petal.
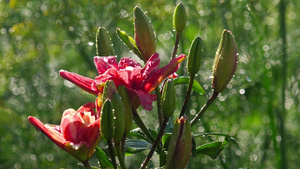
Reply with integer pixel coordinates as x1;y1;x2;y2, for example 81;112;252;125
144;54;186;93
28;116;66;149
118;57;142;69
141;53;160;77
77;102;96;117
77;119;100;147
94;56;118;74
61;109;86;143
59;70;98;95
130;89;157;111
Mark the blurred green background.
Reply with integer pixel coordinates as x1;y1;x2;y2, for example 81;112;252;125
1;0;299;168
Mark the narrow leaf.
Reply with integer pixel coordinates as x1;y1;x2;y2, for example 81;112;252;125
173;76;206;95
125;139;152;156
195;139;228;159
117;28;143;59
95;147;113;168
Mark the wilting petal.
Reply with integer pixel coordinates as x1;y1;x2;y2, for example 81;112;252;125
59;70;98;95
94;56;119;74
28;116;66;149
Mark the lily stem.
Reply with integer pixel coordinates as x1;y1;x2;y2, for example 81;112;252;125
132;109;155;143
172;32;182;59
179;74;195;117
155;87;163;127
190;91;219;126
82;161;92;169
107;139;117;169
115;143;126;169
140;117;169;169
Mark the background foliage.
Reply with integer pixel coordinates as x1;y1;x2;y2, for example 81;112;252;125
1;0;299;168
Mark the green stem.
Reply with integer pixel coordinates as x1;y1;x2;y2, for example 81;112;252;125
190;91;219;126
278;0;287;168
107;139;117;169
82;161;92;169
116;143;126;169
155;87;163;127
140;118;169;169
179;74;195;117
132;109;155;143
172;32;182;59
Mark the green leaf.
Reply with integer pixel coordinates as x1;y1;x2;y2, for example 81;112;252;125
195;138;228;159
117;28;143;59
95;147;113;168
125;140;152;156
128;128;149;142
162;133;172;148
173;76;206;95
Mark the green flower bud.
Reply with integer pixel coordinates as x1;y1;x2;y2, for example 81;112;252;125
101;99;114;140
173;3;187;33
187;36;203;77
102;80;117;101
117;85;133;135
96;27;114;56
166;116;192;169
112;92;125;144
162;80;176;118
134;6;156;62
212;30;238;93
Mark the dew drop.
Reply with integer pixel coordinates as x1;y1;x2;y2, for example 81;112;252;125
88;42;94;46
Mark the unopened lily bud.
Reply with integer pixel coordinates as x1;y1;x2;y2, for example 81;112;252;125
96;27;114;56
101;99;114;140
162;80;176;118
173;3;187;33
134;6;156;62
166;116;192;169
117;85;133;135
187;36;203;77
111;92;125;144
102;80;117;101
212;30;238;93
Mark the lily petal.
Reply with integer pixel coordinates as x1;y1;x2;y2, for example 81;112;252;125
59;70;98;95
28;116;66;149
144;54;186;93
94;56;119;74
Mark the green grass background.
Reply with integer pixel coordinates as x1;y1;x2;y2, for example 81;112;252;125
0;0;299;168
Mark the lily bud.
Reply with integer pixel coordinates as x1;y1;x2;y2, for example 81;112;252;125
187;36;203;77
96;27;114;56
162;80;176;118
111;92;125;144
102;80;117;101
173;3;187;33
101;99;114;140
117;85;133;135
134;6;156;62
212;30;238;93
166;116;192;169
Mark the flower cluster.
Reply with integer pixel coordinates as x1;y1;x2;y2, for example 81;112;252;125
28;3;238;169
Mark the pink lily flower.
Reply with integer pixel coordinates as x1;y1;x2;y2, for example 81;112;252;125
60;53;186;110
28;102;101;163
